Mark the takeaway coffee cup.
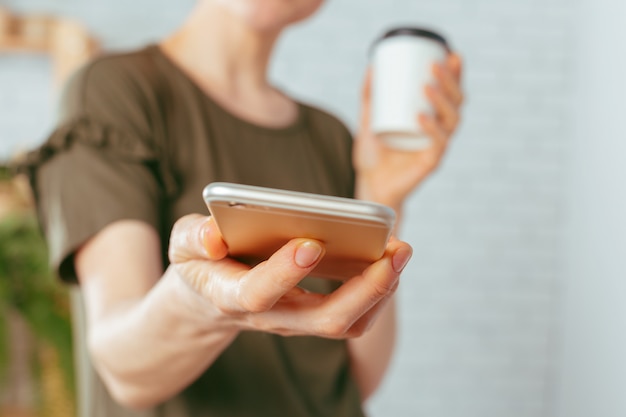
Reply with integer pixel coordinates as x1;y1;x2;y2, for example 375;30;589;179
371;27;450;151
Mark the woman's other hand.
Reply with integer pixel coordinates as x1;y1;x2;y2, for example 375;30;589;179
353;53;464;211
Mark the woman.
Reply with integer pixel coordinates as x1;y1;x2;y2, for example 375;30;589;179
24;0;463;416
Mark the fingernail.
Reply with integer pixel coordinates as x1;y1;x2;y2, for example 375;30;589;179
201;225;211;255
295;241;324;268
392;247;413;273
203;220;227;257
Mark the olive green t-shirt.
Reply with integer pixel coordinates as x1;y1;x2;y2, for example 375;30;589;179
23;45;364;417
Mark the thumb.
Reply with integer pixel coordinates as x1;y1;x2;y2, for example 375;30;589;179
355;68;380;170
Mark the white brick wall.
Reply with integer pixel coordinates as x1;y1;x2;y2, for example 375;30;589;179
1;1;577;416
554;0;626;416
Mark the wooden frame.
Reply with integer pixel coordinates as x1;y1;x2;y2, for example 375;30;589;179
0;6;99;85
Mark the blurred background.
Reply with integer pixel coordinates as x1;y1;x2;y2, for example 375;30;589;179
0;0;624;417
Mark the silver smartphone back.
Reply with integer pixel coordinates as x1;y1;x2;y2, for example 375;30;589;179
203;182;396;280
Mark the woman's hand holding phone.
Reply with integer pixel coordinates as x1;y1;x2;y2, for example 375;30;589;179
168;214;412;338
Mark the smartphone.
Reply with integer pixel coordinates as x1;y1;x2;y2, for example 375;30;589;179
202;182;396;280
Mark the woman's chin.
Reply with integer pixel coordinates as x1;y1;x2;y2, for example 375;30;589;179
213;0;325;32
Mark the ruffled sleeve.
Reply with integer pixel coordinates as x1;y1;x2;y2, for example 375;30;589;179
18;114;171;283
16;51;184;283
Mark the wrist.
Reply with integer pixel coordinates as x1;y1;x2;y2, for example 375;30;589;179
354;182;404;236
354;180;404;214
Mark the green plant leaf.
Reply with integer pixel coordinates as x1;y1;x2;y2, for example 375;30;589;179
0;211;75;395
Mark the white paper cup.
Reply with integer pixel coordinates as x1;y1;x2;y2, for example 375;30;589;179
371;27;449;151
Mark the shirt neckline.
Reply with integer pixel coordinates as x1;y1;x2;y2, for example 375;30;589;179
148;44;307;136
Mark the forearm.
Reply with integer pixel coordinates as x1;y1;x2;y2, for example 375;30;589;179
354;180;404;235
87;266;238;410
347;296;397;401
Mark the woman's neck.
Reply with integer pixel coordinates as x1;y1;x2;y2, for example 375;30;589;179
162;2;281;94
159;2;299;128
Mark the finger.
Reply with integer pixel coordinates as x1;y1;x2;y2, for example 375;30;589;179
241;289;327;335
433;61;464;107
169;214;228;263
357;69;373;137
418;113;450;149
345;281;399;337
250;280;399;339
235;239;325;313
358;68;373;135
281;286;311;300
425;84;460;134
447;52;463;84
312;240;412;337
355;68;381;169
240;241;411;338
